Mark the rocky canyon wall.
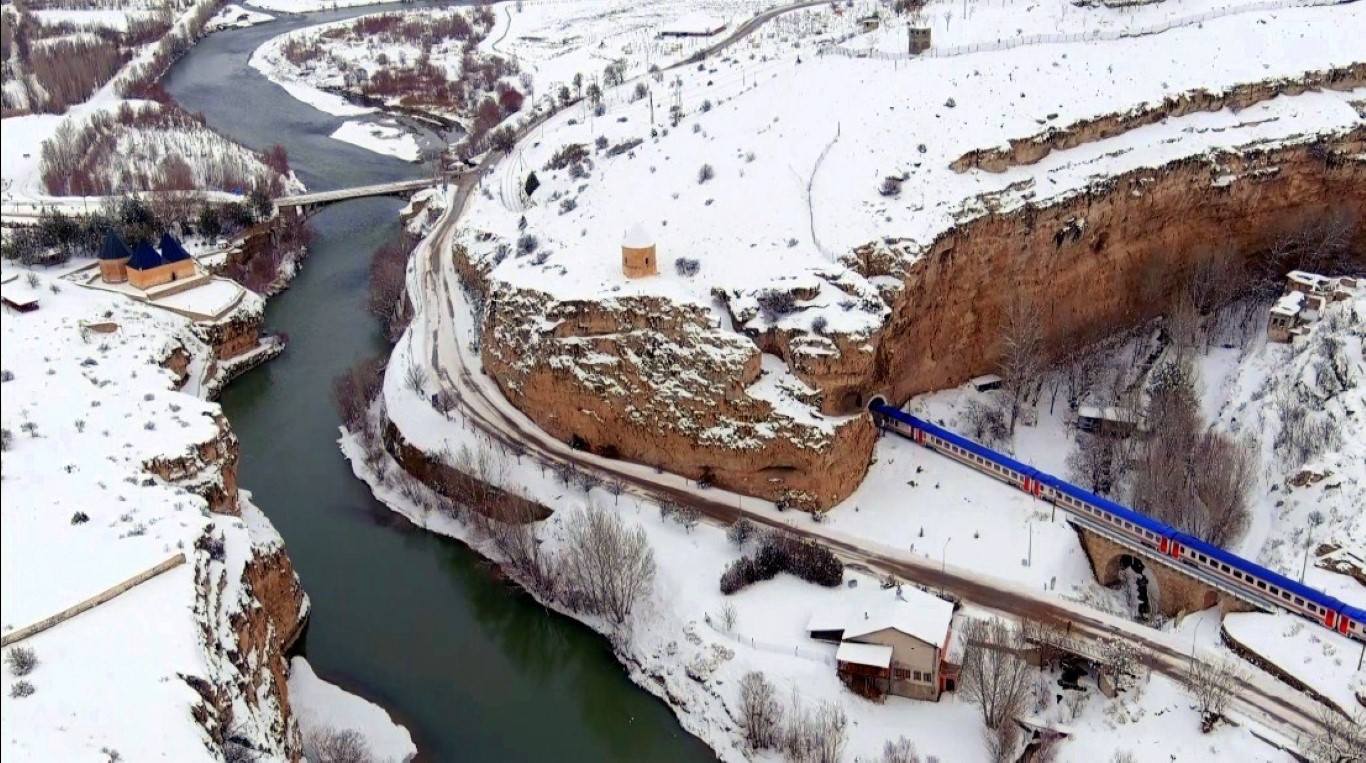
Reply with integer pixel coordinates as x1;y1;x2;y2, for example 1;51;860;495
464;125;1362;510
469;264;876;509
862;127;1366;406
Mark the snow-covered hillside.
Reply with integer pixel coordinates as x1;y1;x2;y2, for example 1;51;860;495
1;0;298;202
0;266;302;760
460;1;1360;322
361;303;1309;762
894;287;1366;715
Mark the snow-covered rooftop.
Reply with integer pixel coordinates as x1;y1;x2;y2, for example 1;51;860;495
836;640;894;669
805;585;956;647
1271;290;1305;317
622;222;655;249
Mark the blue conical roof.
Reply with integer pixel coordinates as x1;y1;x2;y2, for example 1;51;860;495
158;232;191;263
127;241;164;271
99;230;132;261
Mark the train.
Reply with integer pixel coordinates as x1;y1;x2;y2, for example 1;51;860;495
868;400;1365;644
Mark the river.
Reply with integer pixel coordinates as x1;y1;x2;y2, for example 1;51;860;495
163;8;714;761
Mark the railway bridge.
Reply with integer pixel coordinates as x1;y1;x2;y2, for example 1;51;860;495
1073;526;1259;619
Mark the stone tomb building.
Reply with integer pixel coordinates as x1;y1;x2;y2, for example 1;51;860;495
99;231;198;291
621;222;658;278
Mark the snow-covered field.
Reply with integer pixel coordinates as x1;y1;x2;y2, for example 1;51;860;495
843;0;1344;55
453;0;1362;348
1225;612;1361;715
0;265;282;759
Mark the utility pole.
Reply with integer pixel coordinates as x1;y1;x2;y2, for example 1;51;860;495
940;537;952;596
1299;527;1314;582
649;90;655;126
1026;521;1033;568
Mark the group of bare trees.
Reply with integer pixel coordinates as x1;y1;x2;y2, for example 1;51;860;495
1127;361;1254;546
997;296;1046;434
303;726;372;763
1180;657;1247;733
736;672;848;763
1258;209;1361;292
42;100;291;196
368;231;418;342
959;618;1034;763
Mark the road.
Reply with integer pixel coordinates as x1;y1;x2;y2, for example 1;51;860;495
396;2;1339;754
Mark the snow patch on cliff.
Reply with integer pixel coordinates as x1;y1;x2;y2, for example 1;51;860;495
288;657;417;763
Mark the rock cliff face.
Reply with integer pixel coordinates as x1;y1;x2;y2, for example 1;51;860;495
145;412;242;516
858;127;1366;405
186;510;308;761
469;127;1363;509
473;266;876;509
950;65;1366;173
147;347;309;758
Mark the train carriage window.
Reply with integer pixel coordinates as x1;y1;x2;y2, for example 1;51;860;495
1294;597;1303;606
1281;591;1291;600
1256;581;1267;590
1220;564;1230;573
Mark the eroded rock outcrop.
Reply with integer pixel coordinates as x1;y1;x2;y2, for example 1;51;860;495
473;271;876;508
951;65;1366;173
466;127;1363;510
858;127;1366;404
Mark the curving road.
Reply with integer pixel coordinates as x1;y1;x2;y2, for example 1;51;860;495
395;2;1340;754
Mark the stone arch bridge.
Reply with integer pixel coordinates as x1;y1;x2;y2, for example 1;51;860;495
1075;528;1260;619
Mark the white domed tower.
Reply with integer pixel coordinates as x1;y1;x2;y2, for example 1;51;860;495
621;222;657;278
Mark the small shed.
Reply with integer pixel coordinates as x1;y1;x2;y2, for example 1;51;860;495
908;26;932;55
1076;406;1138;437
971;374;1003;392
858;15;881;32
621;223;658;278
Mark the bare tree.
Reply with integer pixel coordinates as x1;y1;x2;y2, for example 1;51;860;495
677;506;701;532
1130;361;1252;546
606;479;625;505
1066;432;1120;495
1060;348;1105;413
562;504;656;625
1306;705;1366;763
880;736;921;763
1098;637;1147;694
404;359;429;394
1165;282;1202;366
963;395;1010;449
984;721;1021;763
1181;657;1247;732
959;618;1033;732
997;296;1045;433
483;501;554;594
737;671;782;750
781;690;847;763
304;727;372;763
